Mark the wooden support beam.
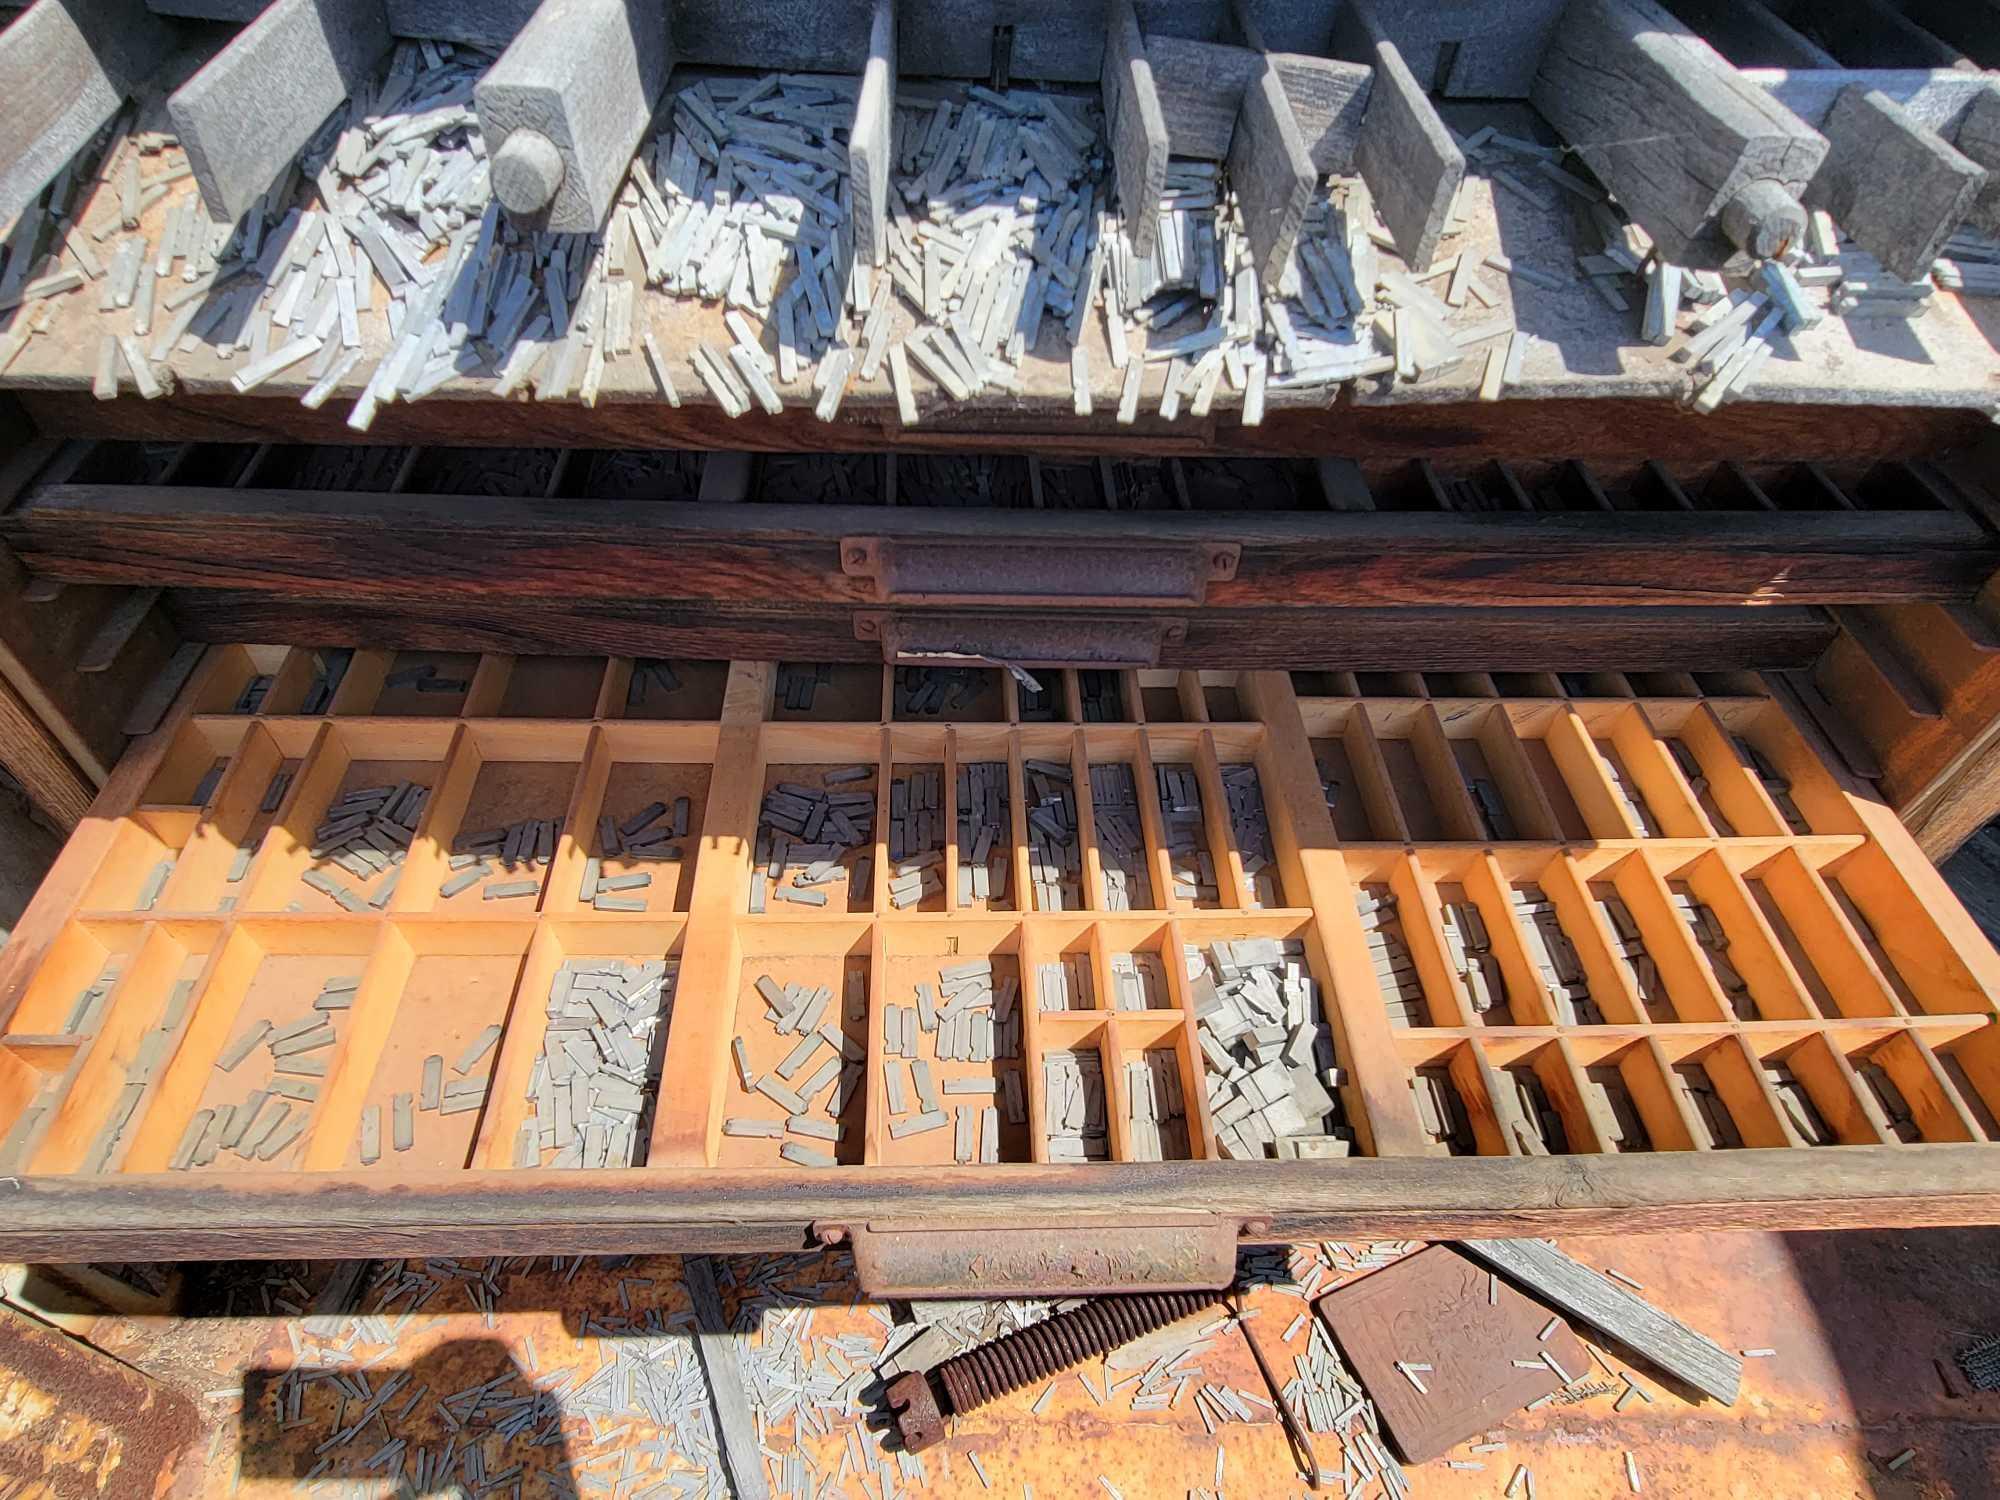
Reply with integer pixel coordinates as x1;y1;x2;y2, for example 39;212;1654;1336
0;0;177;225
1229;59;1316;287
849;0;895;268
1808;86;1985;284
1533;0;1827;266
1332;0;1463;272
0;663;93;831
1102;0;1168;258
4;1143;2000;1260
475;0;675;233
169;0;395;227
681;1257;772;1500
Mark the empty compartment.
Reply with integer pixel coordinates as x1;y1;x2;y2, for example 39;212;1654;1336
1711;700;1866;836
619;658;729;720
1363;703;1479;842
1744;848;1903;1020
773;662;883;721
1434;701;1559;841
562;724;715;915
122;921;389;1174
1135;670;1199;723
186;644;311;717
877;927;1027;1166
1824;843;1999;1019
1505;705;1594;841
719;923;869;1168
1302;701;1405;841
79;810;198;916
478;920;687;1169
752;725;881;915
1199;672;1245;723
486;655;608;719
893;665;1005;722
1933;1028;2000;1141
312;920;536;1171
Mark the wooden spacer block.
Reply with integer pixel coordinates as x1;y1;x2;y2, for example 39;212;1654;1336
1333;0;1463;272
849;0;895;268
1532;0;1826;267
1809;86;1985;284
1101;0;1168;258
0;0;177;226
475;0;675;233
1229;58;1317;289
170;0;395;227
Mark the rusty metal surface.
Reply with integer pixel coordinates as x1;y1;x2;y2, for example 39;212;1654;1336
27;1225;2000;1499
0;1303;201;1500
819;1215;1255;1297
840;535;1239;607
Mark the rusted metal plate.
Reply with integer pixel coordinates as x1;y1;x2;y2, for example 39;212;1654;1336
1315;1244;1591;1463
816;1214;1256;1297
854;610;1187;667
0;1302;201;1498
841;536;1239;606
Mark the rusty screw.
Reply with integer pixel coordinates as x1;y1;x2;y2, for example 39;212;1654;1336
885;1291;1219;1452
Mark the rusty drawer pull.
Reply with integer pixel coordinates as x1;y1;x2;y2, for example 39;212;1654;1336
842;536;1239;607
854;611;1184;668
814;1213;1263;1298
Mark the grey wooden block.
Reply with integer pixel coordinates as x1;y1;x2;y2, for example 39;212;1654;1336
1952;85;2000;238
169;0;394;227
1144;35;1263;162
475;0;675;233
1752;68;1998;138
1271;53;1371;175
849;0;895;269
1809;86;1984;284
1355;0;1566;98
1230;58;1315;287
1659;0;1838;69
1333;0;1462;272
0;0;177;226
1530;0;1827;266
1103;0;1169;257
1459;1239;1742;1405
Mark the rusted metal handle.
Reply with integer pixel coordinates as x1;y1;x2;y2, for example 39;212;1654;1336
853;610;1185;667
813;1214;1267;1298
841;536;1238;607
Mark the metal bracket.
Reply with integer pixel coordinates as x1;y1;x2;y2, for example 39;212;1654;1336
813;1214;1267;1298
854;611;1185;668
840;536;1238;607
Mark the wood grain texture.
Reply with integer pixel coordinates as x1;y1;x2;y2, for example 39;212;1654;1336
849;0;895;268
1459;1238;1743;1404
0;661;92;830
9;486;1988;608
1144;35;1264;162
0;0;176;224
1270;53;1372;175
1532;0;1827;266
1332;0;1462;271
1809;87;1985;284
13;387;1991;466
159;594;1837;670
1104;0;1169;257
2;1144;2000;1259
1229;58;1317;286
168;0;394;226
681;1256;772;1500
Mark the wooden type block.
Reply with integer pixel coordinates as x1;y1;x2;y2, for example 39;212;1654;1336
1952;85;2000;239
169;0;395;227
1271;54;1373;176
849;0;895;268
475;0;676;233
1531;0;1826;265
